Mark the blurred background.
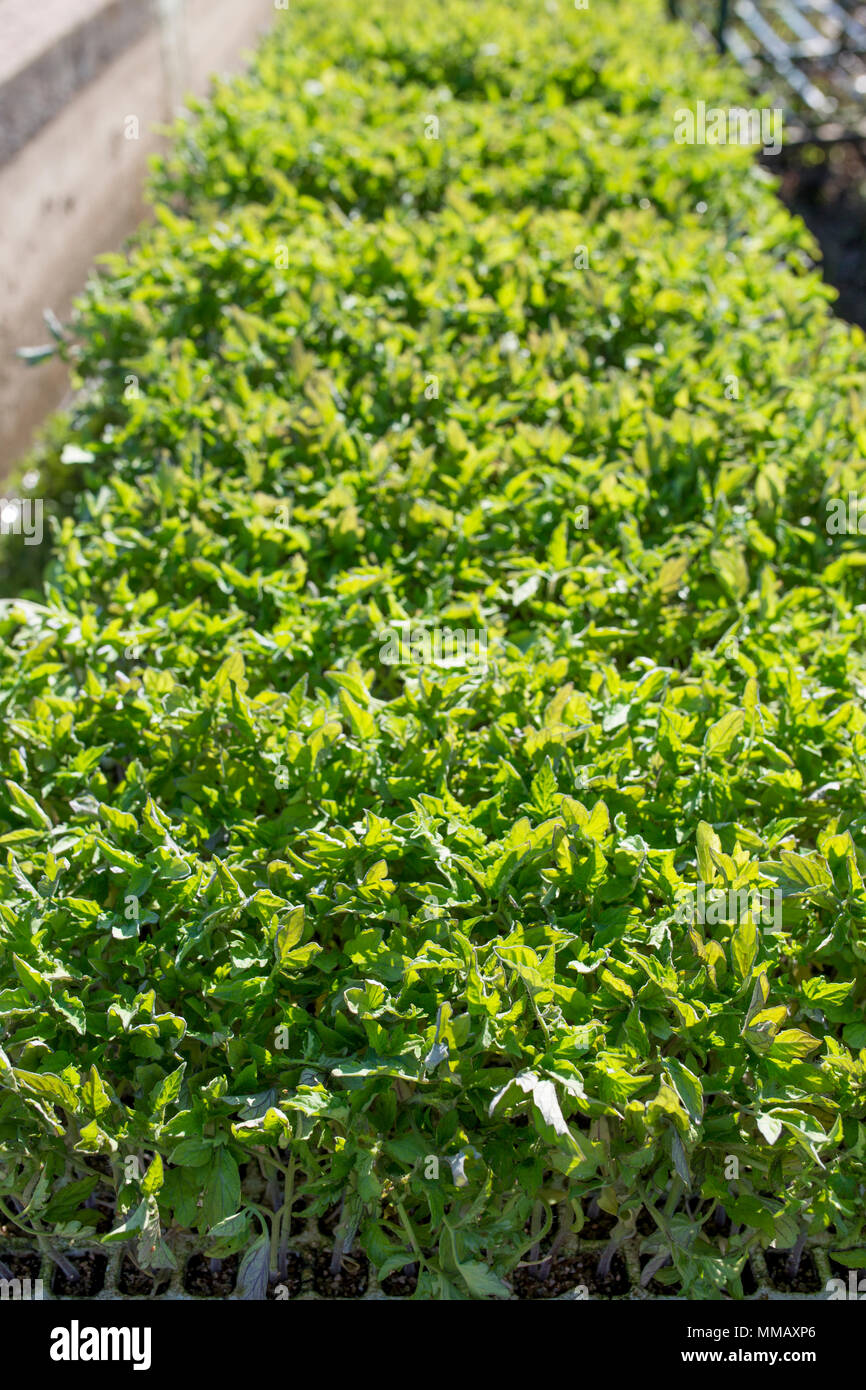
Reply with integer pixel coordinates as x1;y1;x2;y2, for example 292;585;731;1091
3;0;866;480
0;0;275;477
673;0;866;324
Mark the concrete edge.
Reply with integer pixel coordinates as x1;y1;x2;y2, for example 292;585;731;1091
0;0;157;166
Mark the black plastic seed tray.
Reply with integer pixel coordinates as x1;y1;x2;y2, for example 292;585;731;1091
0;1225;845;1300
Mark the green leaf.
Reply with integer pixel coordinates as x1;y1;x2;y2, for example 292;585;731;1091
103;1200;148;1244
236;1233;270;1299
82;1065;111;1117
150;1063;186;1116
769;1029;821;1062
696;821;721;884
665;1059;703;1127
203;1149;241;1229
13;1069;77;1111
704;709;744;756
0;1043;18;1092
142;1154;164;1195
731;919;758;984
756;1113;783;1145
171;1137;214;1167
339;689;376;740
4;780;51;830
456;1259;512;1300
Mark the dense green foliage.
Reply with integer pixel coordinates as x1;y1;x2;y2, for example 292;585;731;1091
3;0;866;1299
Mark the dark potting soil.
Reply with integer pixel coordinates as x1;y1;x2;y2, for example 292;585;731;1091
579;1210;619;1240
266;1251;304;1299
511;1251;630;1299
118;1257;172;1297
0;1251;41;1281
312;1247;369;1298
763;1249;823;1294
183;1254;239;1297
52;1251;107;1296
380;1261;420;1297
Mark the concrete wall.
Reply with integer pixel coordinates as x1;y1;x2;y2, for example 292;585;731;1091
0;0;276;475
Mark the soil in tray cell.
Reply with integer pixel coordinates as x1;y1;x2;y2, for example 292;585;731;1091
763;1249;823;1295
0;1251;42;1283
380;1261;419;1297
512;1251;630;1299
52;1252;108;1296
118;1257;172;1296
312;1247;369;1298
183;1254;239;1297
266;1251;303;1299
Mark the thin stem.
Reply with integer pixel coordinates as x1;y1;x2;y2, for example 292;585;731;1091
395;1199;425;1270
0;1194;45;1240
